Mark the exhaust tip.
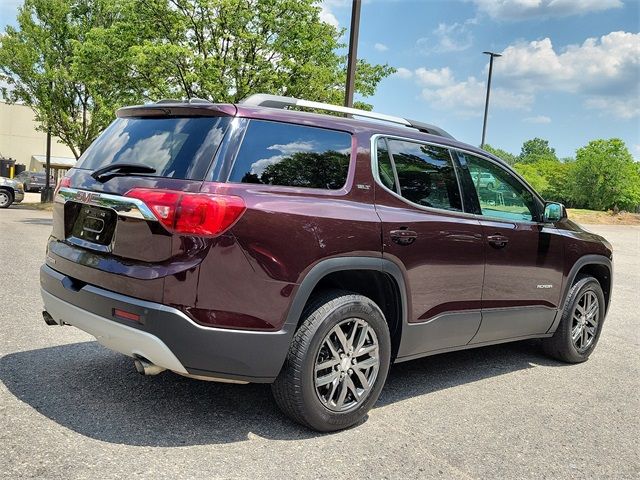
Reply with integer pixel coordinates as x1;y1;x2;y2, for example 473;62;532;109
42;311;58;326
134;358;166;376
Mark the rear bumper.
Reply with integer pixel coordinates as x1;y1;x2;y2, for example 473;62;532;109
40;264;294;383
14;190;24;203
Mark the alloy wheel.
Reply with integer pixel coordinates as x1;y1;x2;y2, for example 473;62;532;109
314;318;380;412
0;191;10;207
572;290;599;353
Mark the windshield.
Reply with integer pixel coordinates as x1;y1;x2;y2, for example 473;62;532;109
76;116;231;180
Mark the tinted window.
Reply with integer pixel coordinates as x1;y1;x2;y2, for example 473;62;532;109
387;140;462;212
76;116;230;180
460;152;537;221
228;120;351;189
376;138;398;192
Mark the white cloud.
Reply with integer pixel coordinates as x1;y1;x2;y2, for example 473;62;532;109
250;141;317;176
267;141;315;155
470;0;623;20
416;19;475;54
393;67;413;79
319;7;339;27
319;0;350;28
414;68;533;116
374;42;389;52
523;115;552;124
415;67;455;88
495;31;640;118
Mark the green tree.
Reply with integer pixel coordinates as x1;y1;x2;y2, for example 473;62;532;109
75;0;394;108
571;139;640;211
482;144;518;166
514;158;573;204
519;137;558;164
1;0;394;157
0;0;123;158
258;150;349;188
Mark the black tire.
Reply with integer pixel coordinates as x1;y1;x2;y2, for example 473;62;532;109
272;289;391;432
542;276;605;363
0;189;13;208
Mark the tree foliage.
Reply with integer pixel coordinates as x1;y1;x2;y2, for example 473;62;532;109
0;0;394;157
482;144;518;166
570;139;640;211
519;137;558;164
0;0;123;158
75;0;395;108
489;137;640;211
514;158;573;204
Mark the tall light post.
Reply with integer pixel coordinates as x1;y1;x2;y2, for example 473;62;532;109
344;0;362;108
481;51;502;148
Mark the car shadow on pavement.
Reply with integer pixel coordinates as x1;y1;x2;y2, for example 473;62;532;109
0;340;565;446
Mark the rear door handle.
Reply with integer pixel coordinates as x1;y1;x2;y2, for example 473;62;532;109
487;234;509;248
390;229;418;245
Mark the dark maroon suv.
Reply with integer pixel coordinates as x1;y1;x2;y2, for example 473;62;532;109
41;94;613;431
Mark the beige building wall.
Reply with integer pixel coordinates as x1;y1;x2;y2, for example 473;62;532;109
0;101;75;170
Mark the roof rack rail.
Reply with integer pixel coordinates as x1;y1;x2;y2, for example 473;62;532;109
155;98;212;105
240;93;454;139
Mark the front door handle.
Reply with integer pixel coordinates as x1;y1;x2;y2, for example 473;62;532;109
390;229;418;245
487;234;509;248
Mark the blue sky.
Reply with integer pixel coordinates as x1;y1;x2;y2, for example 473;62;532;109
322;0;640;159
2;0;638;159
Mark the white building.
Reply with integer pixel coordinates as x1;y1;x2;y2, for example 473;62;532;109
0;101;76;177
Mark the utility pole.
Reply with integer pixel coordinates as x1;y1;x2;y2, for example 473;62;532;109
344;0;362;108
41;126;53;202
481;51;502;148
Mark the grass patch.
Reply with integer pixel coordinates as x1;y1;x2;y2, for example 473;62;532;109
15;202;54;211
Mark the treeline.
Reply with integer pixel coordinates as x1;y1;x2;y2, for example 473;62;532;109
0;0;393;159
483;138;640;212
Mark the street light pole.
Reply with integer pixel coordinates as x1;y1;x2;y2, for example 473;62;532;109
344;0;362;108
481;51;502;148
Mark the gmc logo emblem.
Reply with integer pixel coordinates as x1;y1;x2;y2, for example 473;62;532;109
77;191;99;204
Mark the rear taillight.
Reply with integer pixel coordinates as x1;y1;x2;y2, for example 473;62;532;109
125;188;246;236
54;176;71;195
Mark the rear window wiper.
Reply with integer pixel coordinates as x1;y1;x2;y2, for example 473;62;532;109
91;163;156;182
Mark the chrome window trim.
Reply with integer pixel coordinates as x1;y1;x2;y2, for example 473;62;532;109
370;133;547;225
55;187;158;222
370;134;477;220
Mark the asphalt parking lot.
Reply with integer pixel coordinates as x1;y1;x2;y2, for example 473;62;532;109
1;206;638;479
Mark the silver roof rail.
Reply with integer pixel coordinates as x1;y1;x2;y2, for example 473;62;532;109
240;93;454;139
155;98;212;105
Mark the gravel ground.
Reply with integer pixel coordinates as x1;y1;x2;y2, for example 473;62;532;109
1;206;638;479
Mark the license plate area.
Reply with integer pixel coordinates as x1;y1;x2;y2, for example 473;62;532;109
68;204;117;250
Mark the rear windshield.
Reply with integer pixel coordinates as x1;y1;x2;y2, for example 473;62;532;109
76;116;231;180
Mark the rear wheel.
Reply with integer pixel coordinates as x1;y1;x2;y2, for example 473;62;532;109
0;189;13;208
272;290;391;431
542;276;605;363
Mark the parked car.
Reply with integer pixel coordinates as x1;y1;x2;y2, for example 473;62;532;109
471;171;497;189
0;176;25;208
40;94;613;431
15;171;54;192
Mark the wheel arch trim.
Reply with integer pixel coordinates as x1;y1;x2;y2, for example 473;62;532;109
547;254;612;334
284;257;409;329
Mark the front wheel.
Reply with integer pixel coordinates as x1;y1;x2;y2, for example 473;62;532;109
0;189;13;208
272;290;391;431
542;276;605;363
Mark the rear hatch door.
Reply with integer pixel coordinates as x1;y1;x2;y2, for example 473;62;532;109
47;105;234;303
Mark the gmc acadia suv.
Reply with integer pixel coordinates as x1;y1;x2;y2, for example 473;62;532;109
41;94;613;431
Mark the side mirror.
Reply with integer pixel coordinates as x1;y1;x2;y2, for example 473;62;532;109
543;202;566;223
